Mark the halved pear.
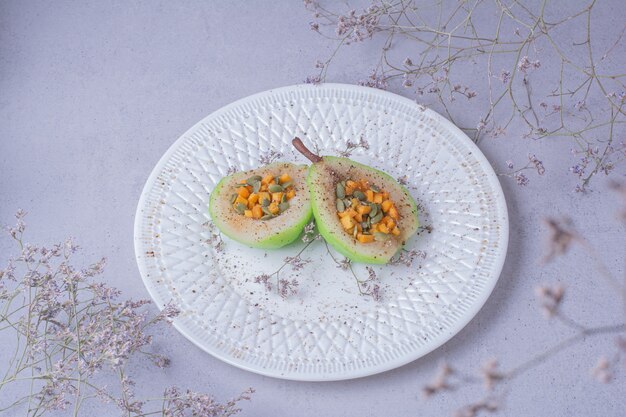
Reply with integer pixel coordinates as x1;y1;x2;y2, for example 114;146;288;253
293;138;419;264
209;162;312;249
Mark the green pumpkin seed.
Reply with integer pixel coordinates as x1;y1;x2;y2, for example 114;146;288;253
262;206;272;215
279;202;290;212
275;176;281;184
360;221;369;231
234;183;248;187
374;232;390;241
344;198;352;207
246;175;262;185
261;214;274;220
230;193;238;204
268;184;283;193
336;183;345;199
370;212;383;224
261;198;270;207
252;181;261;193
369;204;378;218
281;193;287;203
235;203;247;214
353;190;366;201
370;184;380;192
281;181;293;189
336;198;345;212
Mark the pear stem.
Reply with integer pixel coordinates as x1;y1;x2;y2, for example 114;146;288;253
292;137;322;163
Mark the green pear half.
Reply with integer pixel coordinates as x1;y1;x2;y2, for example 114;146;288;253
293;138;419;264
209;162;312;249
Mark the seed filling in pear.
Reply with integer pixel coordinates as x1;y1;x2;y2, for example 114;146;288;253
209;162;312;249
293;137;420;264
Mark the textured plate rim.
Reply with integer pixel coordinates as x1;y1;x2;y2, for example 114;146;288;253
133;83;509;381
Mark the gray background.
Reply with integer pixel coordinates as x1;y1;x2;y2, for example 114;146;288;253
1;1;624;416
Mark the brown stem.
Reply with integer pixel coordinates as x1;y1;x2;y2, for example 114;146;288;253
292;137;322;163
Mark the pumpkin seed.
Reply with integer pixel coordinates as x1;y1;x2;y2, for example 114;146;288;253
370;212;383;224
353;190;366;201
369;204;378;218
336;183;345;199
230;193;238;204
275;176;281;184
234;183;248;187
281;193;287;203
261;214;274;220
370;184;380;192
262;206;272;215
279;202;290;212
246;175;262;185
360;221;369;231
261;198;270;207
268;184;283;193
336;198;345;212
343;198;352;207
235;203;247;214
252;181;261;193
374;232;390;241
281;181;293;189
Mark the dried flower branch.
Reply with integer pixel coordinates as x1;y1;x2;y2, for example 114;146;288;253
0;211;252;416
305;0;626;191
420;183;626;415
252;226;320;298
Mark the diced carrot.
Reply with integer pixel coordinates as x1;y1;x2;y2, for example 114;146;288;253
374;193;383;204
252;205;263;219
366;190;374;202
386;218;395;228
356;223;363;232
272;192;283;203
238;179;246;184
345;184;355;195
357;233;374;243
377;223;390;234
267;201;280;214
340;216;355;230
248;193;259;205
238;187;250;198
235;195;248;205
279;173;291;184
346;180;357;188
391;227;401;236
382;191;390;200
258;192;270;203
339;208;357;218
269;202;280;215
262;174;274;185
381;200;392;213
359;179;369;190
354;213;363;222
356;205;371;215
286;189;296;200
389;206;399;219
244;210;253;218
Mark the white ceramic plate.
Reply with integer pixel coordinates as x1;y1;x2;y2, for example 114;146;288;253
134;84;508;381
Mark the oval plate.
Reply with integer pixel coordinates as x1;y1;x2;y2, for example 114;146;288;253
134;84;508;381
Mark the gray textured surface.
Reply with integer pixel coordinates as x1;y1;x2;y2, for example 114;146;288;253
1;1;624;416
